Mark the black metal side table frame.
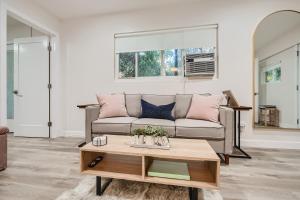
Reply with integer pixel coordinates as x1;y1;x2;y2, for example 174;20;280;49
229;107;252;159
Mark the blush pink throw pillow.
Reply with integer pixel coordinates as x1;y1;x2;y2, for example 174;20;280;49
96;94;128;118
186;94;223;123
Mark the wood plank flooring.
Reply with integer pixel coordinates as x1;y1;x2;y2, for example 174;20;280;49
0;134;300;200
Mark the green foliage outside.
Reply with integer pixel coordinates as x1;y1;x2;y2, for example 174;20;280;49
164;49;181;76
119;49;185;78
119;52;135;78
138;51;161;77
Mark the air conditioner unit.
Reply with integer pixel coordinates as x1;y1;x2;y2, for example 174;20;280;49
184;53;216;77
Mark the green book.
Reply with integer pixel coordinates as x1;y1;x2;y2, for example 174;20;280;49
147;160;190;180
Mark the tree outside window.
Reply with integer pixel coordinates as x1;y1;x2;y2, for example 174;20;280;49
164;49;182;76
138;51;161;77
119;52;135;78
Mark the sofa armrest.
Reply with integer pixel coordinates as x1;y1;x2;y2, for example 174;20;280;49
219;106;234;154
85;105;100;143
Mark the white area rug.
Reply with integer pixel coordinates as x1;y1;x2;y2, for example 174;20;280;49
56;176;223;200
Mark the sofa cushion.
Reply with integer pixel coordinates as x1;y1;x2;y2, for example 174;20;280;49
131;118;175;137
142;94;176;118
175;119;224;139
175;94;193;119
92;117;138;134
125;94;142;117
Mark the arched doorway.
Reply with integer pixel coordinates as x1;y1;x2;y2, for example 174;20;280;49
253;10;300;130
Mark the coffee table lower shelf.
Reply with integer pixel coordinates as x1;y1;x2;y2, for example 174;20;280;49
80;151;219;200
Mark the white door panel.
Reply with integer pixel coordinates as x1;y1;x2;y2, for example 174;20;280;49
14;37;49;137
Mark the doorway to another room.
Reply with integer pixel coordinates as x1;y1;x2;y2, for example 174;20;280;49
254;11;300;130
6;15;51;138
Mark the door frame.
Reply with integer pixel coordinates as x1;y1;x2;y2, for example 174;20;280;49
0;3;61;138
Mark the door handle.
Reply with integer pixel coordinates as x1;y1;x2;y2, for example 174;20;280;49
13;90;23;97
254;92;259;96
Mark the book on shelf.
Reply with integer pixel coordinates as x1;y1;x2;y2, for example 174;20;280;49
147;160;190;180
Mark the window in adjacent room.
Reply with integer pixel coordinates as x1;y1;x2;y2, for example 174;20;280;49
264;65;281;83
115;25;218;79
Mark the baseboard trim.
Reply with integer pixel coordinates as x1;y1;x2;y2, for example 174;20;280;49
241;139;300;149
64;130;84;138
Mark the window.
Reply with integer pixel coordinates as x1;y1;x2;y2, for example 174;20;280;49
138;51;161;77
119;52;135;78
115;25;218;79
265;66;281;83
164;49;182;76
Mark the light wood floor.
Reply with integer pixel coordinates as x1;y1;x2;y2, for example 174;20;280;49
0;134;300;200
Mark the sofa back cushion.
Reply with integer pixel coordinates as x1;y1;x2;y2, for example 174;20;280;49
142;94;176;118
125;94;142;117
175;94;193;119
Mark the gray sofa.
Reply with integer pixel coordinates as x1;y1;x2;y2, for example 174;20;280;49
85;94;234;164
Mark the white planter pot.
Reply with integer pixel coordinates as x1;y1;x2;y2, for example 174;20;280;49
132;135;139;144
137;135;144;144
162;136;169;146
145;136;155;145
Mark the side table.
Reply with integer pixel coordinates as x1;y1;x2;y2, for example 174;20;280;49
229;106;252;159
76;104;98;147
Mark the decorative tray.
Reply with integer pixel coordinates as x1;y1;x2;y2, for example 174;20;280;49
126;142;171;150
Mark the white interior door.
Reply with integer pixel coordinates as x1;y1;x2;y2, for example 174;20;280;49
13;37;49;137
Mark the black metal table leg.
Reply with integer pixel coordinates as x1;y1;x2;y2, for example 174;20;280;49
78;141;86;147
96;176;101;195
234;110;237;146
189;187;198;200
238;110;241;148
230;110;252;159
96;176;112;196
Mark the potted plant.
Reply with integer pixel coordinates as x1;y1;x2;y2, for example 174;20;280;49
131;128;145;145
144;125;155;145
153;127;169;146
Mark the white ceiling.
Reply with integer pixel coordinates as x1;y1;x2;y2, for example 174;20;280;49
32;0;198;20
255;11;300;51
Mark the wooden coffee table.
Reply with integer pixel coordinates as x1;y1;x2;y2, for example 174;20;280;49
80;135;220;200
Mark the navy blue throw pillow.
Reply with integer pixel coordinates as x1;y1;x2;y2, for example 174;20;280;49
140;99;175;121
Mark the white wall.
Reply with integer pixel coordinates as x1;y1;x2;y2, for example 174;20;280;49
61;0;300;148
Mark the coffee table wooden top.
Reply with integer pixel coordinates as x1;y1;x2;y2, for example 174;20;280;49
81;135;219;161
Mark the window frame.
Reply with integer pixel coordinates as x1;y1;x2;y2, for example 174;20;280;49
114;24;218;81
115;49;185;80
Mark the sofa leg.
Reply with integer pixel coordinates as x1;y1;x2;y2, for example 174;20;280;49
224;154;229;165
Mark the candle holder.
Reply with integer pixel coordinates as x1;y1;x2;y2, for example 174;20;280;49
92;135;107;146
